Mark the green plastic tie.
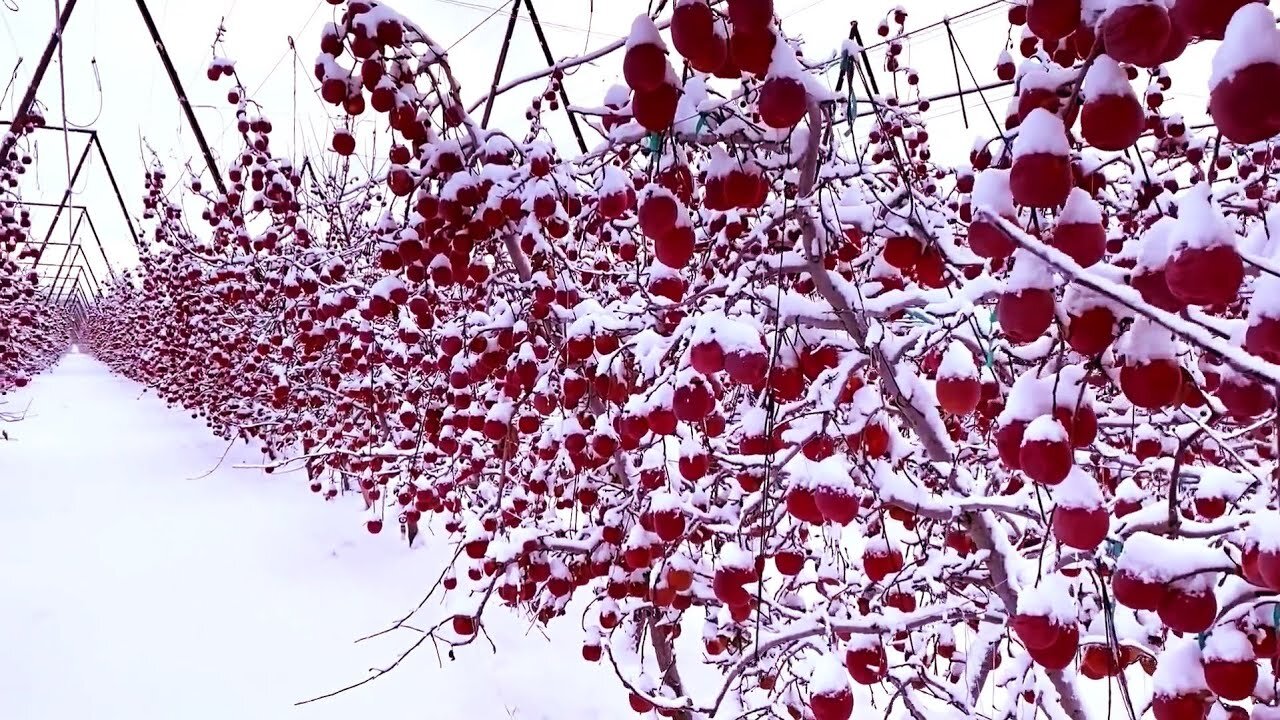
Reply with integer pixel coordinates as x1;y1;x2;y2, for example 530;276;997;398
1105;539;1123;559
1272;604;1280;628
841;54;857;126
906;310;935;325
694;113;708;135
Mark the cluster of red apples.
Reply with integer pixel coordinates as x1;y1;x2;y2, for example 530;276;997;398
51;0;1280;718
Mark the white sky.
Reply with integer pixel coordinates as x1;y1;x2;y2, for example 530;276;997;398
0;0;1216;300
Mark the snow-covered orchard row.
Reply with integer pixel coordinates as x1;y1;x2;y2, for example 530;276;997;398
6;0;1280;718
0;193;75;401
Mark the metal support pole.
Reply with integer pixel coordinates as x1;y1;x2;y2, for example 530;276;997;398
45;211;85;299
0;120;93;136
65;296;84;324
7;199;89;211
481;0;522;129
91;133;141;252
134;0;227;196
52;263;80;302
83;266;102;299
834;24;857;94
0;0;81;163
945;20;1006;137
849;22;881;97
943;21;970;129
80;211;118;281
16;239;78;248
37;135;94;257
66;244;101;299
60;264;91;303
72;282;90;311
74;215;103;294
52;266;80;303
522;0;588;154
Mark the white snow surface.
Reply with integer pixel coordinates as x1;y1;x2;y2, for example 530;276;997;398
1202;626;1254;662
1117;532;1231;583
937;340;978;379
1135;215;1177;271
999;370;1053;423
1053;467;1105;510
370;274;406;300
1023;414;1068;443
809;652;851;695
1249;272;1280;321
1012;109;1070;159
1153;637;1208;696
0;352;629;720
800;454;858;492
1250;511;1280;552
1083;54;1135;100
971;169;1015;216
1196;465;1250;501
1171;184;1235;252
1062;283;1112;315
1017;61;1076;93
1210;3;1280;91
1117;316;1179;363
1050;364;1094;408
688;310;764;354
1004;249;1057;292
1015;573;1078;625
1059;188;1103;226
626;14;666;50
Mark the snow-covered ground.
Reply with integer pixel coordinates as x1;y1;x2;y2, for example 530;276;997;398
0;350;627;720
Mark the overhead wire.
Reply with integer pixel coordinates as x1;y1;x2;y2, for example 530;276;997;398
66;57;102;128
46;0;86;298
78;0;1014;222
831;0;1006;72
445;0;515;52
0;60;22;112
824;0;1010;140
432;0;620;39
53;1;74;248
781;0;834;21
0;2;18;49
0;0;19;119
243;0;325;101
214;0;325;146
143;0;172;119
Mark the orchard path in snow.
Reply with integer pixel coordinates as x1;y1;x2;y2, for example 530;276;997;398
0;351;627;720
